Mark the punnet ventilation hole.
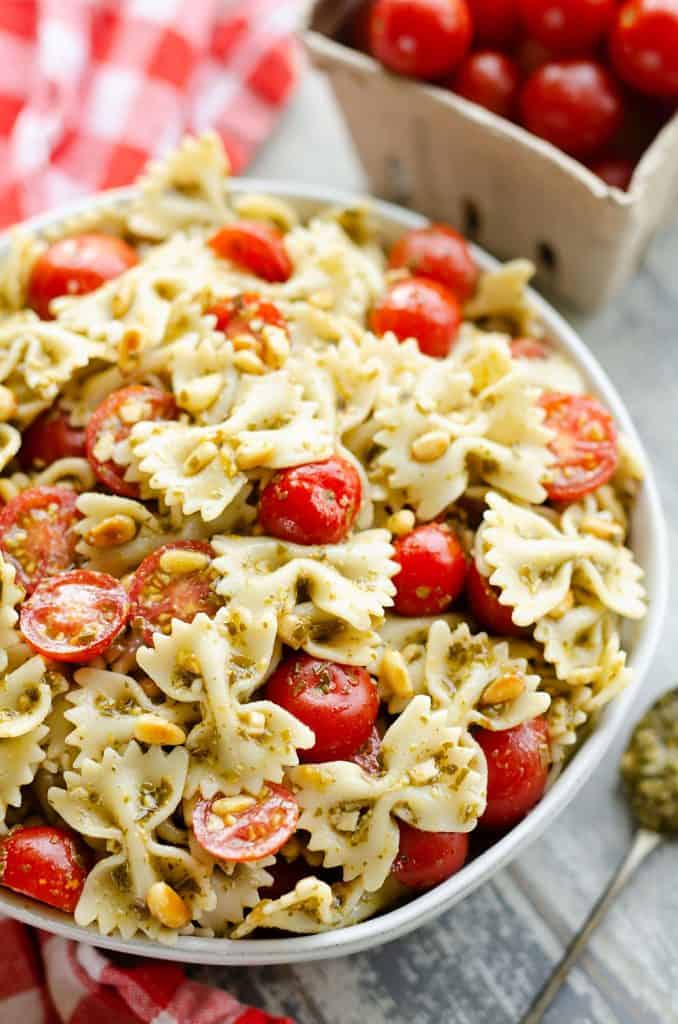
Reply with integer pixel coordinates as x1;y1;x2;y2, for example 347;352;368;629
536;241;558;273
461;198;482;239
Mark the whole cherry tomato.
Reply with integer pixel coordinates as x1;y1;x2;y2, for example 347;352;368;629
371;277;462;357
265;653;380;763
518;0;616;55
193;784;299;862
368;0;472;79
610;0;678;98
388;224;478;301
19;404;86;470
392;822;469;889
208;220;292;282
519;59;624;157
476;717;550;830
539;391;618;501
466;560;524;636
589;155;636;190
452;50;522;119
27;234;138;319
259;455;362;546
466;0;521;47
0;825;89;912
393;523;467;616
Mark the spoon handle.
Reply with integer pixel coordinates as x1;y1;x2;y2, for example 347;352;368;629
522;827;662;1024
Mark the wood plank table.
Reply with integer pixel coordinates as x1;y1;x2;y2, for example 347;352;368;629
194;71;678;1024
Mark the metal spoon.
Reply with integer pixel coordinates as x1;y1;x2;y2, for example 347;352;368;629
522;688;678;1024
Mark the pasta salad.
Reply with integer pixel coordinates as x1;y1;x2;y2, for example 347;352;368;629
0;135;646;943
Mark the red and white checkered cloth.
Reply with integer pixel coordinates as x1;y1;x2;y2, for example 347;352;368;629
0;915;295;1023
0;0;302;227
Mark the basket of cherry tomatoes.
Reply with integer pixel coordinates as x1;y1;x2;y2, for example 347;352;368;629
305;0;678;310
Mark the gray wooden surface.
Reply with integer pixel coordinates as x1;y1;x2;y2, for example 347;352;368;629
193;72;678;1024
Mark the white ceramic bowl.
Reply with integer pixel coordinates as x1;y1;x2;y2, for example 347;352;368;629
0;184;668;965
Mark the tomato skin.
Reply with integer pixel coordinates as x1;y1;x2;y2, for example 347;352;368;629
388;225;478;302
368;0;472;80
518;0;616;56
207;292;288;340
0;825;89;913
540;391;618;502
349;724;382;774
451;51;522;119
467;0;521;47
20;569;130;663
476;717;550;830
0;485;79;594
192;784;299;862
259;856;311;901
589;155;635;190
265;653;380;763
27;234;138;320
86;385;178;498
259;456;362;546
392;822;469;889
371;277;462;358
510;337;549;359
19;405;86;470
610;0;678;99
519;60;624;158
129;540;221;645
466;560;524;636
208;221;292;282
393;523;467;616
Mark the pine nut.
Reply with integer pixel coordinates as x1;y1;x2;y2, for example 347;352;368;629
262;325;290;368
183;440;218;476
386;509;415;536
479;673;525;706
212;795;257;819
379;648;413;700
133;716;186;745
85;513;137;548
119;398;151;425
0;385;16;422
236;444;275;471
309;290;335;310
244;709;267;735
146;881;191;929
411;430;450;462
158;549;210;575
178;373;222;413
233;350;265;375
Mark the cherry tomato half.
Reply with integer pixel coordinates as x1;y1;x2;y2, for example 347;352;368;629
519;60;624;158
518;0;616;56
610;0;678;99
393;523;467;617
20;569;130;662
129;541;222;645
368;0;472;80
371;276;462;358
192;784;299;862
392;822;469;889
0;825;89;913
259;455;362;546
27;233;138;320
476;717;550;830
510;337;549;359
467;0;521;48
20;405;86;470
540;391;618;502
0;486;79;594
589;155;636;190
349;724;383;774
388;224;478;302
209;221;292;282
466;560;524;636
265;653;380;763
207;292;289;344
451;51;522;120
86;385;178;498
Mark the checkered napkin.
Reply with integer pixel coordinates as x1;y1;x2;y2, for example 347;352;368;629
0;0;302;227
0;915;295;1023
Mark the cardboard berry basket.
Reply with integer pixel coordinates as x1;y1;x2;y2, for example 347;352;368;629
304;0;678;311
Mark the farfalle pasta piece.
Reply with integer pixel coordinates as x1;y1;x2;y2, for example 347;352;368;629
171;327;239;423
0;231;45;313
0;556;24;664
0;656;53;740
48;743;213;942
375;613;464;713
137;614;313;798
75;492;175;575
476;492;646;627
289;695;486;891
0;725;48;831
464;259;538;336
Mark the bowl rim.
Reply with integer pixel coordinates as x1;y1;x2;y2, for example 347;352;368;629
0;182;668;965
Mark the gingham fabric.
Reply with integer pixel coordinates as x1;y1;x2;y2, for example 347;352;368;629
0;915;295;1023
0;0;302;227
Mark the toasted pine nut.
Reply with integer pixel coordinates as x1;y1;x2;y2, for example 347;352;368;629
177;650;201;675
233;350;265;375
379;648;413;701
411;430;450;462
146;881;191;929
183;440;218;476
479;673;525;706
0;385;16;422
138;676;163;700
85;513;137;548
386;509;415;536
244;709;267;736
236;444;275;471
119;398;151;425
178;373;222;413
159;548;210;575
134;716;186;745
212;795;257;819
309;290;335;310
262;325;290;368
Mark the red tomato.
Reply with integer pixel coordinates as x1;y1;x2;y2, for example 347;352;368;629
451;51;522;119
518;0;616;55
540;391;618;502
259;455;362;546
368;0;472;79
192;784;299;862
129;541;222;645
476;717;550;830
510;337;549;359
20;569;129;663
519;60;624;158
349;725;382;774
27;234;138;320
0;486;79;594
589;155;636;190
371;277;462;357
388;225;478;302
259;856;311;901
0;825;89;913
208;221;292;282
515;37;555;76
393;523;467;616
86;385;177;498
265;653;379;763
467;0;521;47
610;0;678;99
466;560;524;636
20;405;86;470
207;292;288;342
392;822;469;889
